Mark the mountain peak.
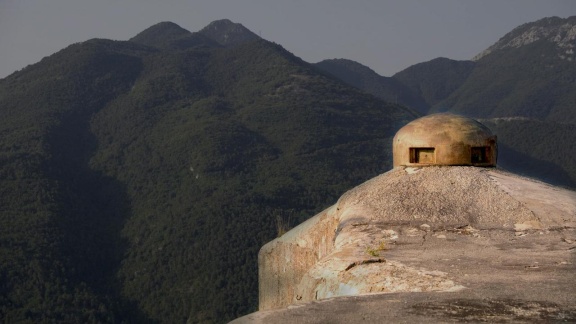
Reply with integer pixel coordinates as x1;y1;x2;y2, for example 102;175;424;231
130;21;219;49
473;16;576;61
199;19;260;47
130;21;191;43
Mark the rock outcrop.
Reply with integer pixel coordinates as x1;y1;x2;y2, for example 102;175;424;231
234;166;576;323
473;16;576;61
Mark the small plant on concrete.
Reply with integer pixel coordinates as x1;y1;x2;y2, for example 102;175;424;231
365;241;386;257
276;215;292;237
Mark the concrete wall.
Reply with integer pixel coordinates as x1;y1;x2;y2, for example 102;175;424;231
258;205;340;310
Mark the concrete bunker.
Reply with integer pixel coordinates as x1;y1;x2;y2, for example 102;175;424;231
393;113;497;167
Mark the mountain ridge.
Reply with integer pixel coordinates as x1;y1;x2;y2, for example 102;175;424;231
0;19;416;323
130;21;221;50
319;16;576;187
1;15;576;323
392;57;476;110
314;58;429;114
473;16;576;60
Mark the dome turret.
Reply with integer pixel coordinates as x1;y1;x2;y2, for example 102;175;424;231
393;114;497;167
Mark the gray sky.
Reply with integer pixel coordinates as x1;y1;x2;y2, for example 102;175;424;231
1;0;575;79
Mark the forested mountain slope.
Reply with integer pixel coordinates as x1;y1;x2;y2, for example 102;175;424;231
0;20;416;323
426;16;576;121
392;57;476;111
314;59;428;114
481;118;576;188
317;16;576;189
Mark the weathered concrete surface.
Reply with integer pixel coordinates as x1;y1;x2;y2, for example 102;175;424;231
258;206;339;310
234;290;576;323
246;166;576;322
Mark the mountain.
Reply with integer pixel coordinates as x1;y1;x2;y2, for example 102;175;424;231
316;17;576;188
473;16;576;61
0;21;416;323
392;57;476;110
2;15;576;324
430;16;576;187
432;16;576;123
314;59;428;114
130;21;220;50
313;57;476;116
318;16;576;124
129;19;261;50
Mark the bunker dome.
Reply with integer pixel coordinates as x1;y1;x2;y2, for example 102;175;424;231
393;113;497;167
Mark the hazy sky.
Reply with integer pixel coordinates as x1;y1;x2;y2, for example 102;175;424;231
1;0;575;79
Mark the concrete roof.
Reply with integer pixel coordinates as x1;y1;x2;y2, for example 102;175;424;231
238;166;576;323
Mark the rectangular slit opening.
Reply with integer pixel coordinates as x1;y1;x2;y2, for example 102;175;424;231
410;148;435;164
471;147;490;164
